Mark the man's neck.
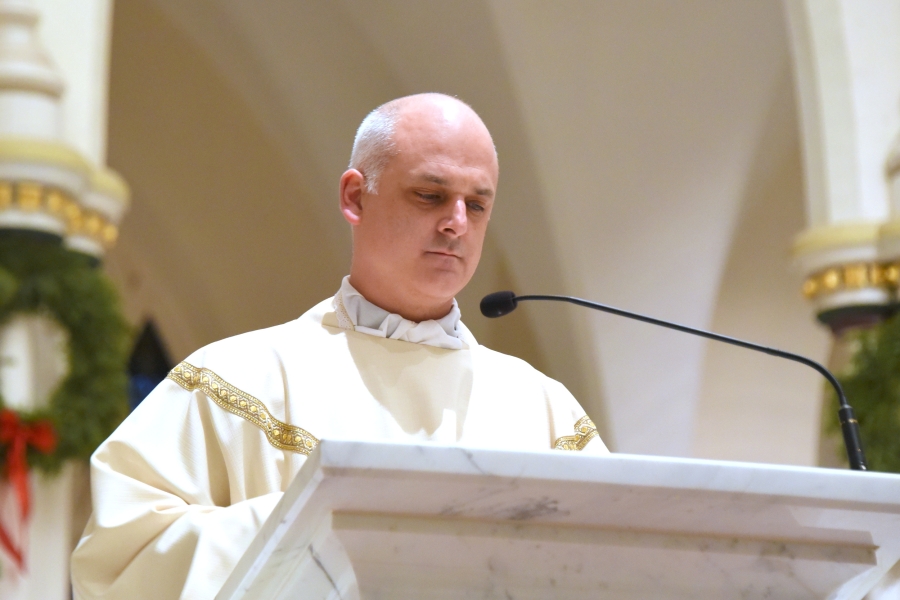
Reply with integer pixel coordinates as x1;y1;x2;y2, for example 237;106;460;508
347;275;454;322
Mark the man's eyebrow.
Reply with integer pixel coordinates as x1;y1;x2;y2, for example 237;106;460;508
421;174;449;186
419;174;495;198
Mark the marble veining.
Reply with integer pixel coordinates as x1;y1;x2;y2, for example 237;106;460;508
217;440;900;600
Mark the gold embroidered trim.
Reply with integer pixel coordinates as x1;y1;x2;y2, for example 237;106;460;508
167;361;319;455
553;415;599;451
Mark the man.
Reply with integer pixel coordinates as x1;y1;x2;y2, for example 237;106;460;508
70;93;607;599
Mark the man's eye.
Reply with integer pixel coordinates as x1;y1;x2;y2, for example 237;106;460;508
416;192;441;202
467;202;485;213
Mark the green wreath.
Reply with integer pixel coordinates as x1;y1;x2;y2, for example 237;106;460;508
829;314;900;473
0;231;130;474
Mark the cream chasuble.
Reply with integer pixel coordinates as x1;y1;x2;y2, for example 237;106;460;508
71;295;607;600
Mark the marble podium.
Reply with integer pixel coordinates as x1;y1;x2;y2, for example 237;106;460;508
216;440;900;600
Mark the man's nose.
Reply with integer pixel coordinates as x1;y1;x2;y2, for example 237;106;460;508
440;197;468;237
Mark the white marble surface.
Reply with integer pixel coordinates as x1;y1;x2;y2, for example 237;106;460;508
217;440;900;600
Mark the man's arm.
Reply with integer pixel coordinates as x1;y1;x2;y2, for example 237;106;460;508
543;377;610;454
71;379;290;599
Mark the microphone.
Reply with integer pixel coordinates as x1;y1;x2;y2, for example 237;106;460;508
481;291;868;471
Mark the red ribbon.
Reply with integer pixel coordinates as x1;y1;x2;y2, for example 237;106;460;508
0;409;57;571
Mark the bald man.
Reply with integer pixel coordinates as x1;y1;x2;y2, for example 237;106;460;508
70;94;608;600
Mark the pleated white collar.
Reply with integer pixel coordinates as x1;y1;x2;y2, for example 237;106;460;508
332;276;474;350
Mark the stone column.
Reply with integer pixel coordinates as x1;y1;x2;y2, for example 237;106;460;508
0;0;126;598
784;0;900;465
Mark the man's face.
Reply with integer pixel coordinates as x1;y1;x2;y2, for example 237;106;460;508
348;103;498;317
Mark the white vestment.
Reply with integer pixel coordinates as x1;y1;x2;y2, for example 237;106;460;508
70;295;607;599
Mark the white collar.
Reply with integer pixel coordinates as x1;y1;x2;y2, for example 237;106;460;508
332;276;475;350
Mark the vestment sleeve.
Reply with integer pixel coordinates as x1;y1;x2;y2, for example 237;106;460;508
544;377;610;454
70;378;287;600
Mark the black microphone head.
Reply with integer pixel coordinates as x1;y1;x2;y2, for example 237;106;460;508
480;291;518;318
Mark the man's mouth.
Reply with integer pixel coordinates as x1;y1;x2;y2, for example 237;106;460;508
426;250;461;258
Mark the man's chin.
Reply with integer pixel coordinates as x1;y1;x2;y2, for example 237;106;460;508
415;271;468;303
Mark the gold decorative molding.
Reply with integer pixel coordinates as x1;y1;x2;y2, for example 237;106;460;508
801;262;900;300
0;180;118;247
553;415;599;451
167;361;319;455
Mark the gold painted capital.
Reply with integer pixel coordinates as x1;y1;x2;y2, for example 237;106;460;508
802;262;898;300
0;180;118;247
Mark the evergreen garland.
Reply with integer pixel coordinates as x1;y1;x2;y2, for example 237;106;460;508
830;314;900;473
0;231;130;474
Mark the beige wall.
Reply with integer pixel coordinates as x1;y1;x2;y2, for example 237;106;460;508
104;0;344;359
693;65;830;465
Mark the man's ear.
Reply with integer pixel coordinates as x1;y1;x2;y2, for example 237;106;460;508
340;169;366;226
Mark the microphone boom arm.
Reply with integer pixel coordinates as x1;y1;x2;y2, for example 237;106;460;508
510;294;868;471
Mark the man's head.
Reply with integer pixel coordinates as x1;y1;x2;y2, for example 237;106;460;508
340;93;499;322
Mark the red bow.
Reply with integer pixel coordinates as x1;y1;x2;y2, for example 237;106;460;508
0;409;57;570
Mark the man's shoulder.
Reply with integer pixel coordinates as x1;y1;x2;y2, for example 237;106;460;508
472;342;545;380
472;342;580;401
178;297;335;372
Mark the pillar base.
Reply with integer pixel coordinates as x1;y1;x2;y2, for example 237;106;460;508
816;304;895;336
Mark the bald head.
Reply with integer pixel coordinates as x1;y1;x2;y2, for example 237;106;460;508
340;93;499;321
349;93;497;193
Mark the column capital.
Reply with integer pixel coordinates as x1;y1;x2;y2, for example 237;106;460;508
0;0;127;259
786;0;900;326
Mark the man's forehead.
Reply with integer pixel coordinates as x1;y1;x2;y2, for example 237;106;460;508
379;94;500;187
396;121;498;175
